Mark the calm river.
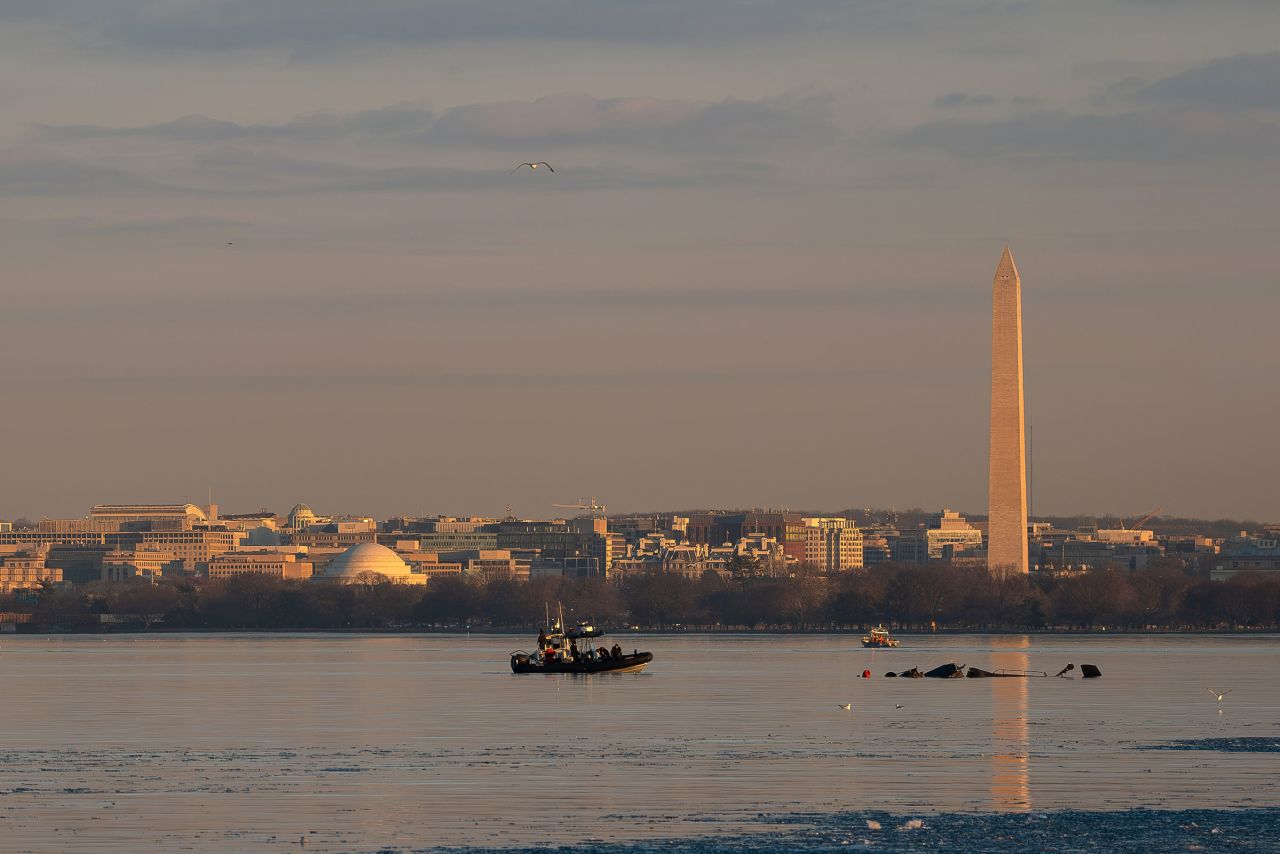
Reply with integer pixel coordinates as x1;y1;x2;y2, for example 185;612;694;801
1;633;1276;852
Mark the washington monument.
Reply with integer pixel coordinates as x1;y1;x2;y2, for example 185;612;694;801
988;246;1029;574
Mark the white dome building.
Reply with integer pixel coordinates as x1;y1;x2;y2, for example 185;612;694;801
322;542;426;585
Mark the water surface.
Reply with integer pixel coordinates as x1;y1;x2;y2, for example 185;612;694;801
1;633;1275;852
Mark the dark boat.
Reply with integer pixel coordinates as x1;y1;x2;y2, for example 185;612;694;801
510;608;653;675
923;662;966;679
511;650;653;674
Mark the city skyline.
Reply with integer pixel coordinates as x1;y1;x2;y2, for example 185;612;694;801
2;2;1279;521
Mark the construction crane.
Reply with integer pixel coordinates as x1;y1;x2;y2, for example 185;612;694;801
1118;506;1163;531
1131;507;1163;530
552;497;607;518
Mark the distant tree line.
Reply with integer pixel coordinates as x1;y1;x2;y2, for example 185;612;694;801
4;562;1280;632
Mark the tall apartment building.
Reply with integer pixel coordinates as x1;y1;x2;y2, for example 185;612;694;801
801;517;864;572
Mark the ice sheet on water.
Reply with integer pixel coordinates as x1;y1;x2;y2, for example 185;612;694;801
1135;737;1280;753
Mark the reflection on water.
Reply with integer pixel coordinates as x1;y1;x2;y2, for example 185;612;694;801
0;633;1277;852
990;635;1031;811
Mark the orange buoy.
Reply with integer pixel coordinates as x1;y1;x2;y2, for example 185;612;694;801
862;669;871;678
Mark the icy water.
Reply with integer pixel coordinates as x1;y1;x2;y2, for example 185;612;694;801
0;633;1277;853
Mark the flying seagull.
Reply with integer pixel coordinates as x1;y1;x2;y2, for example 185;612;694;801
1206;688;1231;701
511;161;554;174
895;704;905;710
838;703;852;710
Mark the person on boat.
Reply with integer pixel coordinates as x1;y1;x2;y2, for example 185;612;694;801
597;646;610;660
569;639;579;661
537;628;547;649
611;643;622;659
543;646;555;664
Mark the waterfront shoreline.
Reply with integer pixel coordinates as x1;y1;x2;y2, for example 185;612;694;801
7;626;1280;636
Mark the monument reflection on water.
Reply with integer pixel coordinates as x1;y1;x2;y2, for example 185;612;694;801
989;635;1031;811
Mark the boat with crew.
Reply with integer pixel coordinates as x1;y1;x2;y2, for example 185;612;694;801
510;609;653;674
861;625;900;648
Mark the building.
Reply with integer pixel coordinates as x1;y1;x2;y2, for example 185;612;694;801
0;523;243;574
138;527;244;572
208;550;314;580
286;503;321;531
495;519;611;576
861;528;895;565
417;531;500;552
320;542;427;585
801;517;864;572
90;503;211;528
394;551;465;580
923;509;984;560
1095;529;1156;545
661;544;714;578
892;510;984;564
436;549;527;580
1212;536;1280;580
988;246;1030;574
218;511;280;532
290;528;375;549
685;513;745;547
0;546;62;592
1055;539;1163;572
735;533;791;574
102;547;183;581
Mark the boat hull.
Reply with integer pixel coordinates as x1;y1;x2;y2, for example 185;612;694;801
511;652;653;674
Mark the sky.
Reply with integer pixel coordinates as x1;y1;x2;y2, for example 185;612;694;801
1;1;1277;523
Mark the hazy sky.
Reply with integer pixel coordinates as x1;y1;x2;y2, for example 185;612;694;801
2;1;1278;522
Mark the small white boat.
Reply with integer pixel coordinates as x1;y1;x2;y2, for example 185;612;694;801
861;625;900;648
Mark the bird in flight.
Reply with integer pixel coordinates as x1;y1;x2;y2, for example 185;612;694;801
511;161;554;174
1206;688;1231;701
837;703;852;710
895;704;905;710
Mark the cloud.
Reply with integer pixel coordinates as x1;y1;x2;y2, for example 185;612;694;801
0;365;977;395
38;92;839;151
895;107;1280;162
0;150;162;196
38;105;439;144
1;283;977;328
934;92;997;109
0;143;767;198
1;0;898;52
23;93;838;197
1139;51;1280;109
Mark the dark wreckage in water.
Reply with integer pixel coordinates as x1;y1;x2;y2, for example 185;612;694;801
884;662;1101;679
